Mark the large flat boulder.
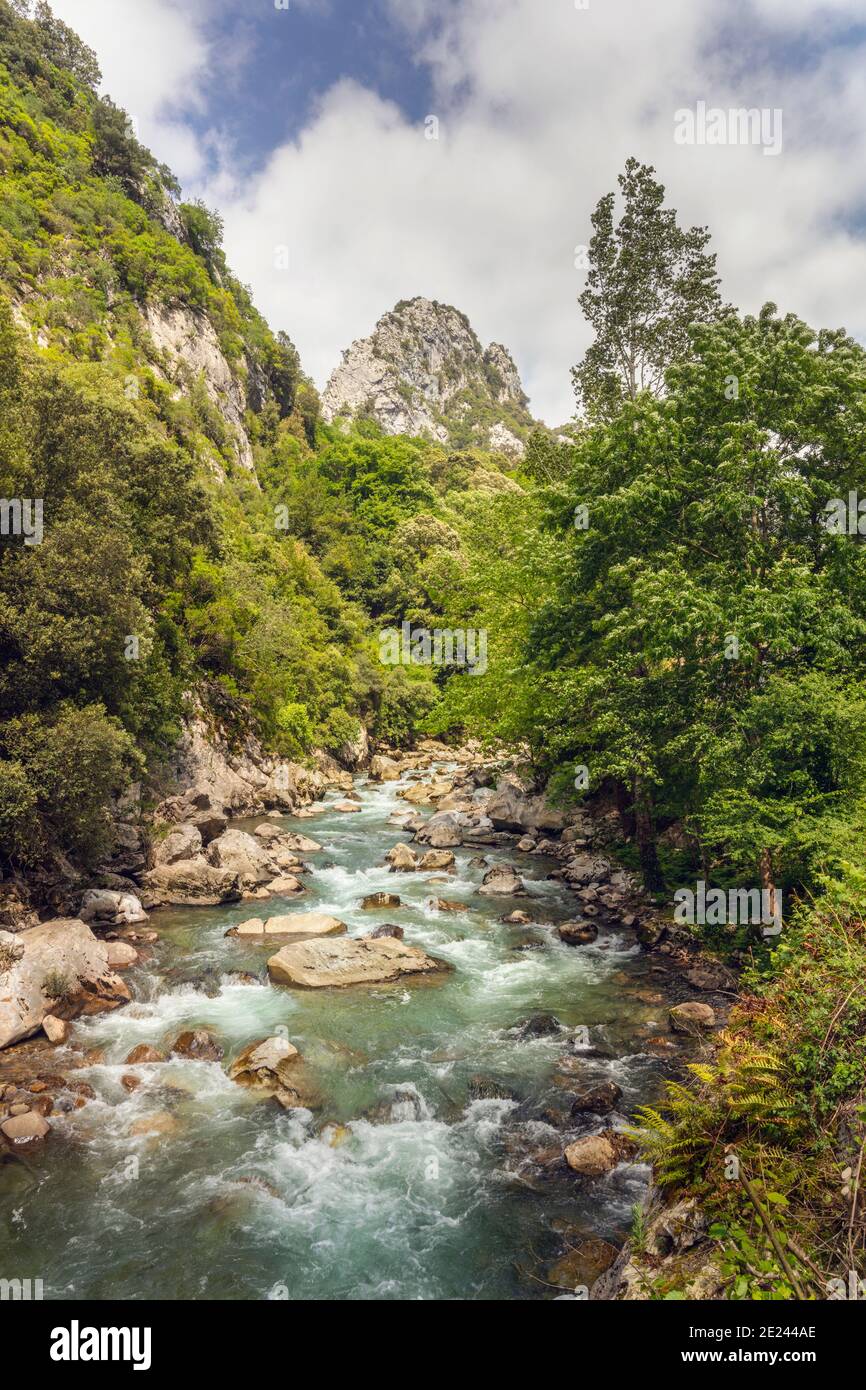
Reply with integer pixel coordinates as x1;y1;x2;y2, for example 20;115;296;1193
138;859;240;907
268;935;448;989
0;918;129;1050
234;912;347;939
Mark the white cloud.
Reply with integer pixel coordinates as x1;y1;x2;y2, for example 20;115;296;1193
50;0;866;424
48;0;211;179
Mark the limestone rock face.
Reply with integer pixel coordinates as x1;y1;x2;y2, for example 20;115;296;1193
321;298;535;457
0;918;129;1050
143;302;255;474
267;935;448;989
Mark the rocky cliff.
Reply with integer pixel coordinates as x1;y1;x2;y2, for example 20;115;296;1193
321;297;535;458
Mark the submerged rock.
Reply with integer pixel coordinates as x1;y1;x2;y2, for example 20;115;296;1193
267;935;448;989
361;892;402;909
569;1081;623;1116
125;1044;166;1065
366;923;404;940
1;1111;51;1144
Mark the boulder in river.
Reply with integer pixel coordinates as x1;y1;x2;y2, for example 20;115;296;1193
366;924;404;940
333;800;362;813
669;1002;716;1035
515;1012;562;1038
79;889;148;927
42;1015;69;1044
414;812;463;848
265;875;305;896
564;1133;618;1177
171;1029;224;1062
557;921;599;946
361;892;402;909
267;935;448;989
485;778;566;833
418;850;456;871
233;912;347;939
281;833;323;854
125;1044;166;1064
105;940;139;969
479;864;526;896
1;1111;51;1144
369;754;402;782
207;829;275;885
386;843;417;872
138;860;241;907
228;1036;300;1092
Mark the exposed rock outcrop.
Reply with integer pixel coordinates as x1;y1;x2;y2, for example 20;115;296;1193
321;298;535;457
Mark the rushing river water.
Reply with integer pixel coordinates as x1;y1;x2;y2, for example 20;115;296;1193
1;766;679;1301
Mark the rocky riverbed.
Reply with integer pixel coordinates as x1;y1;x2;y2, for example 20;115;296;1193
0;749;732;1300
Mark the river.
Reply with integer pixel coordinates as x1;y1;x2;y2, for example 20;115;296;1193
1;764;678;1300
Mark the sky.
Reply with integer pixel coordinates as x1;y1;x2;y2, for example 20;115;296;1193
47;0;866;426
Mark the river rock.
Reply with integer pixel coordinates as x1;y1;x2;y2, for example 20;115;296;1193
1;1111;51;1144
557;921;599;946
234;912;347;939
562;853;612;886
414;812;463;848
369;754;402;782
486;778;566;833
125;1045;166;1064
105;941;139;969
669;1002;716;1034
267;936;447;989
366;924;404;940
138;860;241;907
42;1015;69;1044
418;850;456;871
386;843;417;872
547;1237;620;1291
228;1036;300;1091
206;829;275;885
265;875;305;896
79;889;148;927
129;1111;177;1139
333;800;362;813
501;910;532;924
171;1029;224;1062
281;833;323;854
153;822;203;866
361;892;402;909
515;1012;562;1038
429;899;465;913
564;1133;618;1177
570;1081;623;1116
0;918;129;1051
479;864;525;896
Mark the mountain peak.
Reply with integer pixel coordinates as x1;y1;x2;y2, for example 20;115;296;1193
321;297;534;457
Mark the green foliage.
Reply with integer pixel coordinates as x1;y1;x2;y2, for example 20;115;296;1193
572;157;724;420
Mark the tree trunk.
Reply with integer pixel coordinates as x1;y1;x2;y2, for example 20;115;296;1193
634;773;664;893
614;779;636;838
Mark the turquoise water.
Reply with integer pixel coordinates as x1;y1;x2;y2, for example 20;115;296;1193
0;769;674;1300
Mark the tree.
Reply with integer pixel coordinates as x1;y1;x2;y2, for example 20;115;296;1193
573;157;724;421
545;305;866;901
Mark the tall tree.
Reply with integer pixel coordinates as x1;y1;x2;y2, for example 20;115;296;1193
573;157;724;421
